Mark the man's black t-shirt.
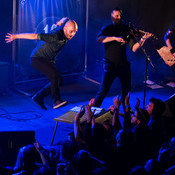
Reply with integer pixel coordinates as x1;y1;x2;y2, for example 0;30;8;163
31;26;68;63
169;20;175;48
97;22;136;66
169;20;175;32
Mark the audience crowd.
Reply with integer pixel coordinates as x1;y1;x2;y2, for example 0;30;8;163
0;94;175;175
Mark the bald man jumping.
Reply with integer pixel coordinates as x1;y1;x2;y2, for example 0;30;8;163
6;17;78;110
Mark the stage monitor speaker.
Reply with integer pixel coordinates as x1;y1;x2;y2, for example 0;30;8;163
0;62;9;94
0;131;35;166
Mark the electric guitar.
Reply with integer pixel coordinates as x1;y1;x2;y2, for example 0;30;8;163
157;46;175;67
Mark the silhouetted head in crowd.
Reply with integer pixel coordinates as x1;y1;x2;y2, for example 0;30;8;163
130;166;148;175
22;145;41;171
73;150;106;175
59;140;80;162
146;98;165;119
144;159;162;175
92;123;108;143
116;129;135;148
102;119;113;139
137;108;150;124
131;108;150;125
158;137;175;171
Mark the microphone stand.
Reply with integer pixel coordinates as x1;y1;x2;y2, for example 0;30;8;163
129;29;157;108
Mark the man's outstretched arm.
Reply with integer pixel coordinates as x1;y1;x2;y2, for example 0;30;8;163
5;33;38;43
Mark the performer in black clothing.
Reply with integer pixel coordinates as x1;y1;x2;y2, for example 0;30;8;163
93;7;152;108
5;17;78;110
164;20;175;58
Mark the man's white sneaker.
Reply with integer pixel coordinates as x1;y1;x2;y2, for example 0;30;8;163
53;100;68;109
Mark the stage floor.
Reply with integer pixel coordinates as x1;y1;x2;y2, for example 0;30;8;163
0;75;174;146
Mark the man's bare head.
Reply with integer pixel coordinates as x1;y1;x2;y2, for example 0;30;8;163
63;20;78;40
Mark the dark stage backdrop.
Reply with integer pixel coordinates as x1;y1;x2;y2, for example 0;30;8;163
87;0;175;86
0;1;13;91
0;2;13;62
16;0;86;82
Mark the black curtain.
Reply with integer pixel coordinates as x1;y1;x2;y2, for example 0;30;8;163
0;1;13;90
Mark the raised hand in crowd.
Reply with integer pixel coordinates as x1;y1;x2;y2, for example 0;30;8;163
74;98;96;144
109;96;124;117
75;98;95;120
113;95;122;110
108;105;115;113
89;98;95;107
111;95;123;132
85;103;96;123
125;92;130;112
34;141;49;166
135;98;140;110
